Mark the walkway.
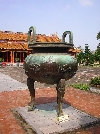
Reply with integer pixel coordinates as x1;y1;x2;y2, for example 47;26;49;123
0;72;100;134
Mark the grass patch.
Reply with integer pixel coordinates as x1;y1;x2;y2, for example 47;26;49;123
70;83;90;91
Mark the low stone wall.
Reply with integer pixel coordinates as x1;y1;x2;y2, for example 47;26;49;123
64;87;100;118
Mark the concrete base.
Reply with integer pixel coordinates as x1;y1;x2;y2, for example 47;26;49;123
16;102;99;134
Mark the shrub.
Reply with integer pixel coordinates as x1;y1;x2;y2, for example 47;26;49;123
90;76;100;87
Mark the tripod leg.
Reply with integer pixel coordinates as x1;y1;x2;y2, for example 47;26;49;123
27;77;35;111
57;79;65;117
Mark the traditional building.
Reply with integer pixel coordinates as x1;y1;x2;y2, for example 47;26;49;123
0;30;81;65
0;31;61;64
68;46;81;58
0;31;28;63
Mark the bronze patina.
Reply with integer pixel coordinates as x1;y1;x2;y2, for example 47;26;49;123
23;26;78;117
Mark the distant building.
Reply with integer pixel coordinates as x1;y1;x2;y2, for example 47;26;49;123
0;30;61;64
0;30;81;65
68;46;81;58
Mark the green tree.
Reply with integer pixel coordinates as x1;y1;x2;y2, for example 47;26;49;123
97;32;100;40
95;48;100;64
76;51;84;64
84;44;94;65
76;44;94;65
97;43;100;49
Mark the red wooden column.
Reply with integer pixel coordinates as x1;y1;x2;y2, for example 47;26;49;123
10;51;14;63
10;51;12;63
3;52;4;62
12;51;14;63
23;52;24;62
74;53;76;58
27;51;29;55
20;52;21;62
6;52;8;62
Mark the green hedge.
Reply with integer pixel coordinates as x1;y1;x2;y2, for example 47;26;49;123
90;76;100;87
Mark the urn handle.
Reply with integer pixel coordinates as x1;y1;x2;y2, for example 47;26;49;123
62;31;73;44
28;26;36;44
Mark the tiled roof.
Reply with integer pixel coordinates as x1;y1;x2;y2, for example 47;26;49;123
36;34;61;42
0;42;28;50
0;31;61;42
0;31;61;50
0;31;28;41
68;48;81;53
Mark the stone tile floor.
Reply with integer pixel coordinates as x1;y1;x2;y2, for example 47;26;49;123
0;66;100;87
0;87;100;134
0;66;100;134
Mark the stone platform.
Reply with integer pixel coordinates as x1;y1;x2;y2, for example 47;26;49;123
16;102;99;134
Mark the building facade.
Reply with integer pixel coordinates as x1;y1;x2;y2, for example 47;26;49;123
0;30;81;65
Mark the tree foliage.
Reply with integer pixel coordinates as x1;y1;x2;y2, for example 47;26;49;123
84;44;94;65
76;44;94;65
76;32;100;65
76;51;84;64
95;47;100;63
97;32;100;40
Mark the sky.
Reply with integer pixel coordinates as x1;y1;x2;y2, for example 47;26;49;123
0;0;100;51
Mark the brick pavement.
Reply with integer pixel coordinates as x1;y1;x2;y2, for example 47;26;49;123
0;87;100;134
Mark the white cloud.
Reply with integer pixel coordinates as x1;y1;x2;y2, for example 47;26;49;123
78;0;93;6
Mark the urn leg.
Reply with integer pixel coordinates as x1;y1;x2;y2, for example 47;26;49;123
57;79;65;117
56;87;58;104
27;77;35;111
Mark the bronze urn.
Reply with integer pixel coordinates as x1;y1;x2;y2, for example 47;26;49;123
24;26;78;117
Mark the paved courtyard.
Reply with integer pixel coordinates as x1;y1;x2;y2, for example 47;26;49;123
0;66;100;134
0;66;100;88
